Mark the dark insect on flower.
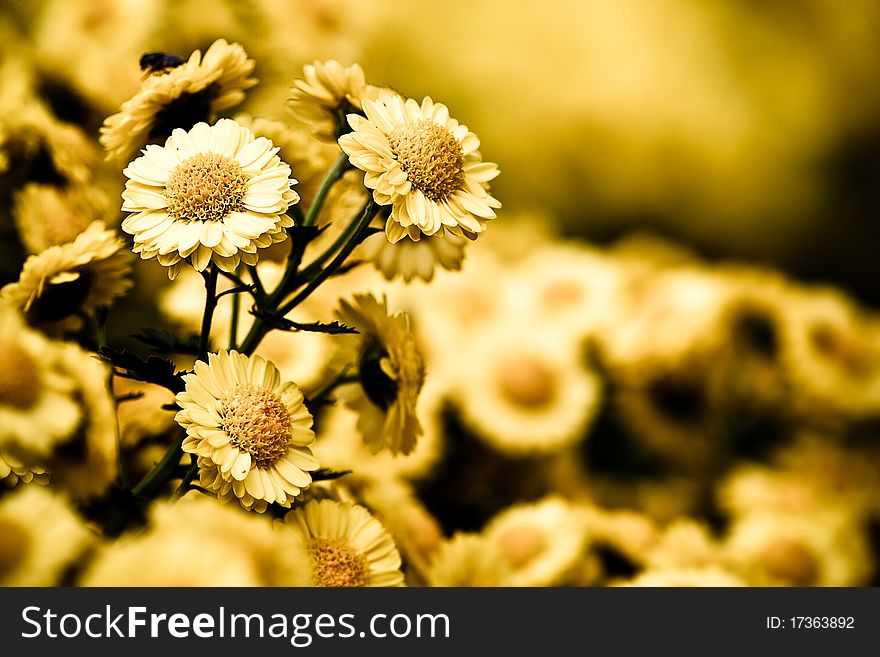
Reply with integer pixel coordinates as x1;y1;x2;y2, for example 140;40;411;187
139;52;185;77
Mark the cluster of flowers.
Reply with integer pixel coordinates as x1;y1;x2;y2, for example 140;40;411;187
1;31;877;588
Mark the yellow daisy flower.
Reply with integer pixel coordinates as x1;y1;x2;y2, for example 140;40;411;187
282;499;405;587
121;118;298;279
175;350;318;513
338;89;500;243
1;221;132;327
100;39;257;163
289;60;377;142
334;293;426;455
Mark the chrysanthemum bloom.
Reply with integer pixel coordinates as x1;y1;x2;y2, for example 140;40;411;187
358;228;467;282
13;183;112;254
1;221;132;327
426;533;512;587
100;39;257;163
334;294;426;455
483;497;591;587
338;90;500;243
0;485;94;586
0;304;82;459
80;495;310;587
0;450;49;488
175;350;318;513
121;119;298;279
289;60;379;142
453;323;601;455
282;499;405;587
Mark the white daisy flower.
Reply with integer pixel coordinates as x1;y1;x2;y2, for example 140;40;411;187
121;118;298;279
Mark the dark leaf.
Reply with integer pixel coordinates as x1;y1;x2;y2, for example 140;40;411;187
99;346;186;393
249;310;358;335
311;468;352;482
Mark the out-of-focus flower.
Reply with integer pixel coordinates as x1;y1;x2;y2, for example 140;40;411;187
176;350;318;513
289;60;379;142
426;533;512;587
483;497;590;586
724;509;873;587
334;293;426;455
452;324;601;455
339;90;500;243
646;518;724;572
121;119;298;279
0;304;82;459
0;486;95;586
80;494;310;586
12;183;113;255
505;243;627;341
47;344;119;501
1;221;133;329
781;286;880;419
0;451;49;488
100;39;257;163
358;229;467;283
0;102;98;188
282;498;405;587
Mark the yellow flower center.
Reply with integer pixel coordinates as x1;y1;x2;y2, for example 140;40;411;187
496;525;546;569
760;538;819;587
165;152;247;222
388;120;464;202
497;357;557;409
220;384;291;469
0;517;31;579
0;341;41;409
307;537;370;587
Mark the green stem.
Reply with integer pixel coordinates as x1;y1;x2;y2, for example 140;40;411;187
277;200;376;317
303;153;350;227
